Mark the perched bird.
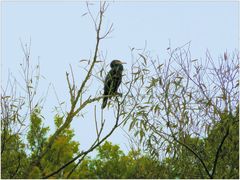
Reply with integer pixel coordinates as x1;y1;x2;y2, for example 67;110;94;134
102;60;126;109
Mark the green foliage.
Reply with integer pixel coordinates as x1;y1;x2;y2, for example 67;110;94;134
28;166;41;179
39;115;80;178
142;110;239;179
76;141;168;179
162;139;206;179
25;111;80;178
1;132;29;179
1;108;238;179
204;110;239;178
27;108;49;158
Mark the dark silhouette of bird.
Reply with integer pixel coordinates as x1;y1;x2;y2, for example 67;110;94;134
101;60;126;109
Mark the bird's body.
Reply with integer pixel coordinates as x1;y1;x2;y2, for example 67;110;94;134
102;60;125;109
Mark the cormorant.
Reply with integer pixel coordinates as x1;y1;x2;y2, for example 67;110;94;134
101;60;126;109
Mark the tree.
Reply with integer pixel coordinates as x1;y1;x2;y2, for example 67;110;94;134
1;132;28;178
76;141;168;179
1;2;136;178
27;108;49;165
40;115;80;178
126;43;239;178
1;2;238;179
1;40;40;179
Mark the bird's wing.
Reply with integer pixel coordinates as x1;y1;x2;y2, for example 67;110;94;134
113;72;122;92
104;70;114;93
104;69;122;94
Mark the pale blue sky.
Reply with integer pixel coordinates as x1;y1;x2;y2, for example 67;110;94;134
1;1;239;154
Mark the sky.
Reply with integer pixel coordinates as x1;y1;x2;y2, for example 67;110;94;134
1;0;239;155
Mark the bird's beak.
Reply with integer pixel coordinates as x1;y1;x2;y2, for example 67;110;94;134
118;61;126;64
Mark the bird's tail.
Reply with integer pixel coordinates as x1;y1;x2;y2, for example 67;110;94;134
101;97;108;109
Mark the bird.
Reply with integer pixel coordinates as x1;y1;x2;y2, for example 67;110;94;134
101;60;126;109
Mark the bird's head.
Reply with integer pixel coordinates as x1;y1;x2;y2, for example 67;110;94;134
110;60;126;70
